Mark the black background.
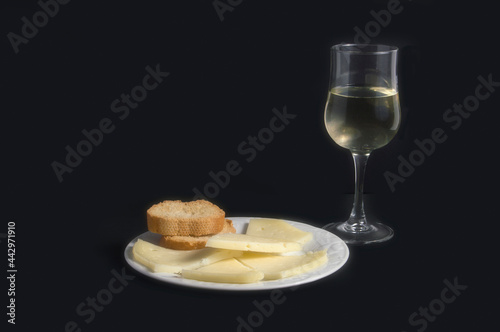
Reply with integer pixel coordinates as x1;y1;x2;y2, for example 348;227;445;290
2;0;498;331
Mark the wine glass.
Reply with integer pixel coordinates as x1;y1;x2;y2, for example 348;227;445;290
323;44;401;245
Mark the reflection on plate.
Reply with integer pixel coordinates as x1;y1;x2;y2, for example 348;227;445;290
124;217;349;291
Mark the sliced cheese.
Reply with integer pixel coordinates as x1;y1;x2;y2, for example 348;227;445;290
182;258;264;284
246;218;313;245
132;239;241;273
205;233;302;253
237;250;328;280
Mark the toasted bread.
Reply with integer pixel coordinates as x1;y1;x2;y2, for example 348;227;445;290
147;200;225;236
159;219;236;250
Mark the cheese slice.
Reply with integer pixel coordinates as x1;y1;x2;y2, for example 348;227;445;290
246;218;313;245
182;258;264;284
237;250;328;280
132;239;241;273
205;233;302;253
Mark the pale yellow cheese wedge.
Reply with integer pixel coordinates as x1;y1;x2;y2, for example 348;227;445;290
237;250;328;280
246;218;313;245
205;233;302;253
182;258;264;284
132;239;241;273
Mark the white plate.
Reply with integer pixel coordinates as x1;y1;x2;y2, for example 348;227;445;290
124;217;349;291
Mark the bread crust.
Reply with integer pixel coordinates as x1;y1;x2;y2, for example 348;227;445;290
159;219;236;250
147;200;226;236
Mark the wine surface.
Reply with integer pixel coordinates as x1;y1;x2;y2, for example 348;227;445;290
325;86;400;154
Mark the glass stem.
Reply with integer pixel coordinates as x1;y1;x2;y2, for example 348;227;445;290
346;153;371;232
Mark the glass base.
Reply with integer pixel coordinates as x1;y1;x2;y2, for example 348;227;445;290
323;221;393;245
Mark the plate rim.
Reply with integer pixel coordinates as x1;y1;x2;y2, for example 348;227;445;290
124;216;349;291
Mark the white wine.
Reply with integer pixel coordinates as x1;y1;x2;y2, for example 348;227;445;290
324;86;400;154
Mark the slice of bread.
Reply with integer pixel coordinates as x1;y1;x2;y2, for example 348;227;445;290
147;200;225;236
159;219;236;250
